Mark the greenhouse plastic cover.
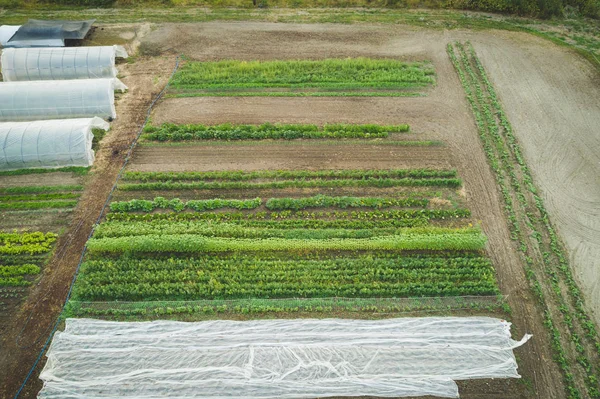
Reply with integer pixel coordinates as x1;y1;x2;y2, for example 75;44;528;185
2;20;94;48
1;46;129;81
38;317;531;399
0;117;108;171
0;78;127;122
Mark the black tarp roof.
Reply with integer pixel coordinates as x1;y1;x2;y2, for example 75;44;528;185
7;19;95;44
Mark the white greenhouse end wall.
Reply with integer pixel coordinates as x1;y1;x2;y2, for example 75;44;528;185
1;46;129;81
38;317;531;399
0;78;127;122
0;117;109;171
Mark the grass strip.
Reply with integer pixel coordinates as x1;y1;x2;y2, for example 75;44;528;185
0;185;84;195
0;166;89;177
0;200;78;210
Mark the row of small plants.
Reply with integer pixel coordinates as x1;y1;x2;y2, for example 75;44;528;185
105;208;470;223
66;297;503;318
0;264;41;286
109;195;429;213
109;197;262;213
121;168;456;182
265;195;428;210
92;221;478;240
119;177;462;191
72;255;498;301
0;185;83;195
141;123;409;141
450;41;600;398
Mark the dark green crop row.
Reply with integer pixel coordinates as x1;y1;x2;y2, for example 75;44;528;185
265;194;428;210
109;197;261;213
142;122;409;141
0;264;40;278
0;200;78;211
122;168;456;182
72;255;497;301
118;177;462;191
0;185;84;195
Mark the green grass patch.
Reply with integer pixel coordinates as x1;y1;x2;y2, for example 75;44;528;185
0;166;90;177
0;185;84;195
0;200;78;211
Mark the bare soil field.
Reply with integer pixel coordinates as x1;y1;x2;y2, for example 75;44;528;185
130;143;451;171
473;33;600;326
4;19;599;399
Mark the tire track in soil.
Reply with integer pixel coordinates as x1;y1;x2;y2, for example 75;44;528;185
0;56;174;399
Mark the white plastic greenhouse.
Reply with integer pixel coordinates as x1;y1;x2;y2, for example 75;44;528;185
0;117;108;171
0;78;127;122
1;46;129;81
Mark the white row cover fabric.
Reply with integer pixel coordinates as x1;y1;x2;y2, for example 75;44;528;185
0;117;108;171
0;78;127;122
1;46;129;81
38;317;531;399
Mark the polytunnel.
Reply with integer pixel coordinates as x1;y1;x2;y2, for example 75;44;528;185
1;46;129;81
0;78;127;122
0;117;108;171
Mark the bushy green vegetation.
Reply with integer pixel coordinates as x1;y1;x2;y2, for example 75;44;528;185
105;208;471;223
72;254;498;301
0;231;55;288
169;58;435;96
0;232;57;255
87;230;487;255
109;197;261;213
142;123;409;141
265;194;428;210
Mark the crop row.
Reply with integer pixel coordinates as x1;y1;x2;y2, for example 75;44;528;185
72;255;497;301
170;59;435;93
86;231;486;255
0;185;84;195
105;208;470;224
0;200;78;211
121;168;456;182
142;122;409;141
92;220;478;240
265;194;428;210
0;264;41;277
109;197;261;213
0;193;80;202
118;177;462;191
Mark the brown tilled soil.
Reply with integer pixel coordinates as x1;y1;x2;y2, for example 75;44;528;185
472;33;600;327
130;143;451;171
6;20;599;399
0;53;175;398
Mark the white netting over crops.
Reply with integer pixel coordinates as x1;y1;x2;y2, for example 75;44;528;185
0;117;108;170
1;46;128;81
38;317;531;399
0;78;127;122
